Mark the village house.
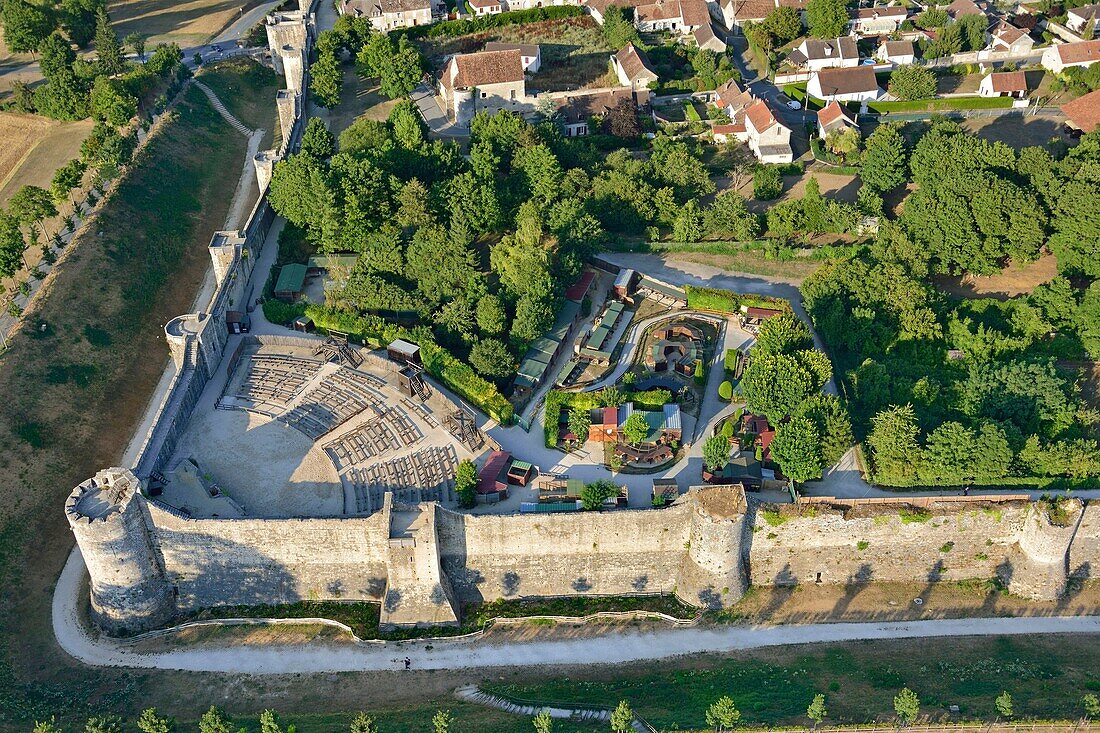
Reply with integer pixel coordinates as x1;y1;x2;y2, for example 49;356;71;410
849;5;908;35
586;0;711;33
484;42;542;72
944;0;988;20
554;88;650;136
1042;39;1100;72
978;70;1027;98
787;36;860;70
745;99;794;163
987;21;1035;54
1062;88;1100;133
1067;3;1100;35
694;22;728;51
468;0;504;15
612;43;660;89
339;0;434;30
711;0;805;31
807;65;883;102
876;39;916;64
817;100;858;138
710;79;755;142
439;48;528;126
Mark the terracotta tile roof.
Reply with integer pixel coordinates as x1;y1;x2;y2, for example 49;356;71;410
694;23;726;49
585;0;646;15
991;21;1027;44
468;0;500;8
855;5;907;18
447;49;524;88
483;41;540;57
1062;89;1100;131
945;0;985;18
1069;3;1100;20
723;0;777;20
988;70;1026;92
817;100;855;130
1054;39;1100;64
716;78;754;111
777;0;807;9
615;43;658;82
882;39;914;56
746;99;780;132
798;36;858;61
345;0;431;13
713;122;745;134
637;0;684;22
679;0;712;25
814;65;880;95
556;88;649;123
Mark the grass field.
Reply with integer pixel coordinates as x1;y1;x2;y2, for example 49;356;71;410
0;82;249;727
0;113;93;205
107;0;246;46
325;64;401;138
197;57;281;147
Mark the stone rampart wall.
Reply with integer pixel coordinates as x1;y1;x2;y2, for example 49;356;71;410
146;501;390;609
1069;502;1100;579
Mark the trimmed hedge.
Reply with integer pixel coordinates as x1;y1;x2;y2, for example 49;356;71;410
685;284;791;315
398;5;583;39
865;96;1014;113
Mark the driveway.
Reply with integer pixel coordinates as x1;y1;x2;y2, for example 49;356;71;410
412;84;467;137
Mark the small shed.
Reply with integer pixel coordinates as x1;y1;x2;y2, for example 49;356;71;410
478;450;512;502
506;459;536;486
613;268;637;299
387;339;421;365
274;263;307;302
652;478;678;505
292;315;314;333
225;310;251;334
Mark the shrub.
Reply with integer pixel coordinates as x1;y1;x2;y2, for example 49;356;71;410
719;380;733;401
724;348;740;374
857;540;869;550
753;165;783;200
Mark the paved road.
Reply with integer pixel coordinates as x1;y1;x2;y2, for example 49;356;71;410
50;545;1100;673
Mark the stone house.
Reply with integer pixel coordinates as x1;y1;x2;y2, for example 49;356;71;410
978;70;1027;97
787;36;860;70
339;0;434;30
553;88;650;136
710;0;804;31
849;5;908;35
484;41;542;72
612;43;659;89
876;39;916;64
694;23;728;51
468;0;504;15
987;21;1034;53
1067;3;1100;35
1042;39;1100;72
807;65;883;102
817;100;858;138
439;49;527;126
945;0;988;21
745;99;794;163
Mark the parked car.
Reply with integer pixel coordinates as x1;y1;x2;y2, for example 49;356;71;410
786;99;802;110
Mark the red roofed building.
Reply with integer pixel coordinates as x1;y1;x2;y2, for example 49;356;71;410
978;71;1027;98
817;100;858;138
1042;39;1100;73
565;270;596;302
439;49;528;126
478;450;512;500
745;99;793;163
1062;89;1100;133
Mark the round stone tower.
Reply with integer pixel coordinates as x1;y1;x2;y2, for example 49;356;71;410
1006;500;1080;601
676;486;749;609
66;467;175;635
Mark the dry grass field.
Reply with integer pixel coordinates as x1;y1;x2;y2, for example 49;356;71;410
108;0;247;46
0;113;94;205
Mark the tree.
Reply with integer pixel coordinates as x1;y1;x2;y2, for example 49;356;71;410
10;185;57;243
703;434;730;472
34;32;89;120
533;710;553;733
310;33;343;108
94;6;123;75
807;694;827;729
605;97;640;137
673;199;705;242
146;43;182;76
379;35;423;99
568;408;591;442
861;124;907;193
610;701;634;733
32;719;64;733
198;707;233;733
719;380;733;401
89;75;137;126
762;6;802;44
3;0;54;53
753;165;782;200
894;688;920;726
469;338;514;379
957;13;987;51
124;32;145;59
995;692;1014;719
50;159;85;206
706;696;742;733
740;352;817;422
433;710;453;733
705;191;760;240
349;714;378;733
793;394;851;467
0;210;27;276
888;65;936;101
770;416;825;482
867;404;921;484
621;411;649;445
602;5;640;49
476;294;507;335
581;479;619;510
806;0;848;38
85;718;122;733
136;709;173;733
454;459;478;508
1084;694;1100;721
754;312;812;355
301;117;335;160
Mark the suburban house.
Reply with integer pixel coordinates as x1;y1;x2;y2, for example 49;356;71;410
850;5;908;35
817;100;858;138
945;0;988;20
710;79;755;142
788;36;860;70
876;39;916;64
634;0;713;32
1067;3;1100;35
554;88;650;136
612;43;659;89
484;41;542;72
468;0;504;15
987;21;1034;53
745;99;794;163
807;65;883;102
1042;39;1100;72
1062;88;1100;132
978;70;1027;97
339;0;434;30
711;0;804;31
439;49;527;126
694;22;728;51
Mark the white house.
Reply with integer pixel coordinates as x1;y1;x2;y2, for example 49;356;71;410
850;5;908;35
714;78;755;119
1062;88;1100;132
1067;3;1100;35
816;100;858;138
787;36;859;70
987;21;1034;53
586;0;710;33
340;0;433;30
468;0;503;15
876;39;916;65
945;0;988;20
439;49;527;126
484;42;541;72
807;65;883;102
1042;39;1100;72
745;99;793;163
612;43;659;89
711;0;803;31
978;70;1027;97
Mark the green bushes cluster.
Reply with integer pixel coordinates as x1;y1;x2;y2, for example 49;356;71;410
685;285;790;315
543;387;672;447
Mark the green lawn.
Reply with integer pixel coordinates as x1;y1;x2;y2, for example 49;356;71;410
197;57;280;146
866;96;1014;114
